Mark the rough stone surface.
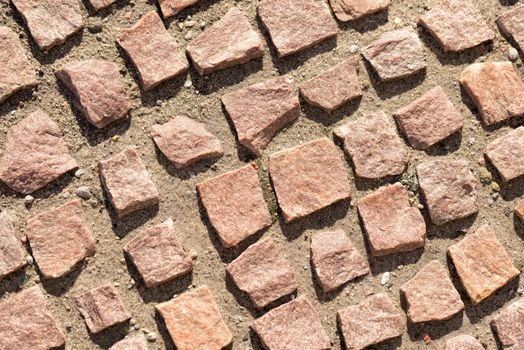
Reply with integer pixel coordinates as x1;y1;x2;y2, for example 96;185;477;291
0;110;78;194
55;59;131;128
448;225;520;304
196;163;271;248
445;334;484;350
337;293;405;350
329;0;390;21
88;0;118;11
299;57;362;113
151;115;223;169
515;197;524;221
159;0;199;18
310;229;369;292
491;297;524;349
417;159;478;225
124;218;193;288
75;284;131;334
460;62;524;126
221;76;299;156
110;335;148;350
269;138;352;222
257;0;338;57
11;0;83;51
117;11;189;91
26;200;95;279
361;27;426;81
400;260;464;323
226;238;298;308
393;86;463;150
156;286;232;350
358;183;426;256
0;212;26;280
251;295;330;350
485;126;524;182
99;147;160;218
335;112;410;179
0;286;65;350
497;4;524;54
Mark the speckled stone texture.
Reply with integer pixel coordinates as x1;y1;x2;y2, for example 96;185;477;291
497;4;524;54
221;75;299;156
251;295;331;350
0;212;26;280
448;225;520;304
156;286;233;350
196;163;271;248
445;334;484;350
329;0;390;21
515;197;524;221
159;0;200;18
269;138;352;222
88;0;118;11
491;297;524;349
109;335;148;350
485;127;524;182
257;0;338;57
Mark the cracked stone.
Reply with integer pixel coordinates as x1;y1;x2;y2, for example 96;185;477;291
329;0;390;21
497;4;524;55
491;297;524;349
110;335;148;350
0;212;26;280
485;126;524;182
445;335;484;350
159;0;199;18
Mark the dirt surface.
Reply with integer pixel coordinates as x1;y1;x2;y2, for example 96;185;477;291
1;0;524;349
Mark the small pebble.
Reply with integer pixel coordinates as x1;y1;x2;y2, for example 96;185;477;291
393;17;402;25
491;181;500;192
184;31;193;40
24;195;34;206
349;44;359;54
75;186;92;200
380;272;390;285
146;332;157;342
508;47;519;62
74;169;85;178
184;80;192;88
26;255;34;265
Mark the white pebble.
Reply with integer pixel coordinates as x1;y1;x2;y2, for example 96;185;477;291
75;186;92;200
184;80;192;88
26;255;34;265
349;44;359;54
74;169;85;178
146;332;157;342
24;195;34;206
509;47;519;62
380;272;390;285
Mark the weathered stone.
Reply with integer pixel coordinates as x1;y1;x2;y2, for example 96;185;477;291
26;200;95;279
257;0;338;57
226;238;297;308
75;284;131;333
460;62;524;126
197;163;271;248
0;212;26;280
0;110;78;194
55;60;131;128
329;0;390;21
310;229;369;292
393;86;463;150
269;138;352;222
0;286;65;350
400;260;464;323
11;0;83;51
417;159;478;225
117;11;189;91
448;225;519;304
445;334;484;350
497;5;524;55
99;147;159;218
299;57;362;113
515;197;524;221
485;127;524;182
110;335;148;350
358;183;425;256
88;0;118;11
338;293;405;350
151;115;223;169
251;295;330;350
221;76;299;156
491;297;524;349
334;112;410;179
159;0;199;18
156;286;232;350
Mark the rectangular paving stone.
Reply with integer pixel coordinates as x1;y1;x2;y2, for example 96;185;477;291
221;76;299;156
497;4;524;55
88;0;118;11
26;200;95;279
156;286;233;350
110;335;148;350
445;335;484;350
251;295;330;350
310;229;369;292
159;0;199;18
196;163;271;248
460;62;524;126
448;225;520;304
491;297;524;349
99;147;160;218
329;0;390;22
485;126;524;182
0;286;65;350
334;112;410;179
269;138;352;222
358;183;425;257
257;0;338;58
117;11;189;91
0;212;26;280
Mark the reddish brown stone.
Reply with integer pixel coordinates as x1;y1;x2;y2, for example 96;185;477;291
88;0;118;11
491;297;524;349
11;0;83;51
485;127;524;182
0;212;26;280
55;59;131;128
334;112;410;179
110;335;148;350
358;183;425;257
159;0;199;18
124;218;192;288
151;115;223;169
251;295;330;350
516;197;524;221
445;335;484;350
99;147;159;218
269;138;352;222
310;229;369;292
393;86;463;150
460;62;524;126
156;286;232;350
497;5;524;54
117;11;189;91
221;76;299;156
299;57;362;113
417;159;478;225
197;163;271;248
337;293;405;350
0;286;65;350
226;238;297;308
329;0;390;21
257;0;338;58
448;225;520;304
